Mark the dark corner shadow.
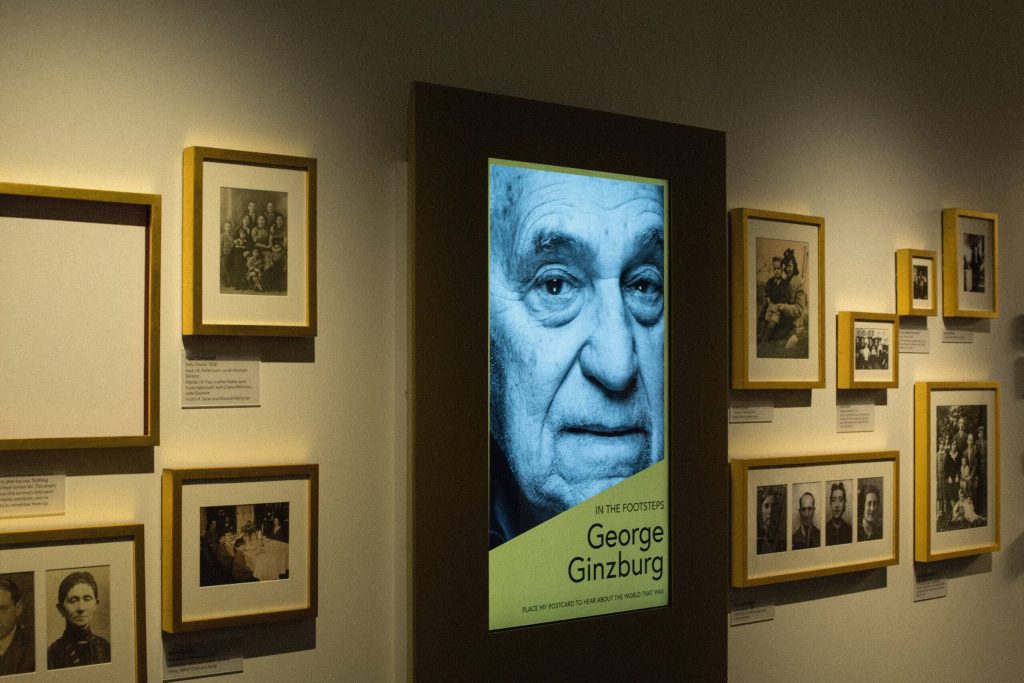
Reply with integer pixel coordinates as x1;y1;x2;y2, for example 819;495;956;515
728;389;812;409
1002;531;1024;579
898;316;928;332
729;566;888;611
1014;358;1024;398
1012;314;1024;348
183;336;315;364
914;553;992;582
942;317;990;334
162;618;316;665
0;447;154;477
835;388;888;407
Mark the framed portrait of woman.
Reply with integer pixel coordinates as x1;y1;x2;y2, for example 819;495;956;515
730;208;826;389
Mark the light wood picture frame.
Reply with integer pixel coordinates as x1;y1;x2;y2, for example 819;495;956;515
837;311;898;389
914;381;1000;562
942;208;998;318
183;146;317;336
730;208;825;389
731;452;898;587
0;182;160;451
896;248;937;316
162;465;319;633
0;524;147;681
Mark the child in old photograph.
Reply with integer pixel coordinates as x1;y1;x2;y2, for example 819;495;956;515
755;243;809;359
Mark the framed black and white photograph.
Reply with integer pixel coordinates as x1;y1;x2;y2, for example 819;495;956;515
0;525;146;680
731;452;899;587
942;208;998;318
183;147;317;336
0;183;160;451
730;208;825;389
915;382;1000;561
896;248;937;316
162;465;318;632
837;312;898;389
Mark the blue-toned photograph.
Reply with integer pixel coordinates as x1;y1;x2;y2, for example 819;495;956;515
488;161;667;547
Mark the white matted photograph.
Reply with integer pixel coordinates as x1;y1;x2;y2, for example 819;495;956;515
896;248;937;316
942;209;998;318
162;465;318;632
183;147;317;336
915;382;999;561
731;208;825;389
0;526;146;681
837;312;898;389
731;452;898;587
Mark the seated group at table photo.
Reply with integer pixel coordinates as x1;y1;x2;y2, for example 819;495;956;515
199;502;290;587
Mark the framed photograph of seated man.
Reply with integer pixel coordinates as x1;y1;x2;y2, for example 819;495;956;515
182;146;317;336
896;248;937;316
942;208;998;318
731;452;899;587
410;83;726;678
0;182;160;451
161;465;318;632
730;208;825;389
914;382;1000;562
0;525;146;681
837;311;898;389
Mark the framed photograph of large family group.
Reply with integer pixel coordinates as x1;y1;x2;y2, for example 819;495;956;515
837;311;898;389
0;182;160;451
0;525;146;680
896;248;937;316
914;382;1000;562
409;83;727;678
730;208;825;389
182;146;317;336
942;208;998;318
161;465;318;632
731;451;898;587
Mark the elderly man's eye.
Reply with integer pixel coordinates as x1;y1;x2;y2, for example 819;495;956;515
623;267;663;325
524;267;584;325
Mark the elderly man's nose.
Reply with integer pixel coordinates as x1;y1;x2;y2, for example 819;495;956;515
580;286;637;391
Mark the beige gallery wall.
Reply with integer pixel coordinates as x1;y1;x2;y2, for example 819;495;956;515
2;2;1023;681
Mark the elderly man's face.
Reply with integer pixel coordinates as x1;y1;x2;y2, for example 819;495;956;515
490;166;665;515
59;583;97;630
799;493;815;527
0;587;22;640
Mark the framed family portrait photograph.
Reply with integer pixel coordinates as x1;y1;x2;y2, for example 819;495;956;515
161;465;318;632
837;311;898;389
896;248;937;316
183;146;317;336
942;208;998;318
914;381;1000;562
0;525;146;681
0;182;160;451
730;208;825;389
731;451;898;587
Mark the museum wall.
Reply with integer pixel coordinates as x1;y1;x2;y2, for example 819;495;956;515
2;2;1023;681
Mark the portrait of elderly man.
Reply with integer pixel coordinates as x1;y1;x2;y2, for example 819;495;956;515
47;570;110;670
0;574;34;676
488;162;666;547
